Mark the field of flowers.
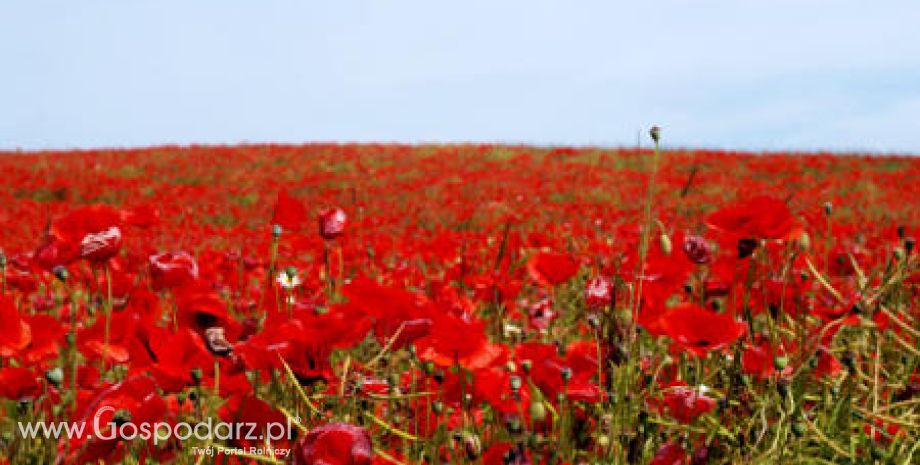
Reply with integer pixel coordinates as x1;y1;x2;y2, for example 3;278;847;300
0;141;919;464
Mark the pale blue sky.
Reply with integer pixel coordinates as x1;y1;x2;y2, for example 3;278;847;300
2;1;919;153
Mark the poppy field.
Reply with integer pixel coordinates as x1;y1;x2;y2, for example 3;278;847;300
0;141;919;464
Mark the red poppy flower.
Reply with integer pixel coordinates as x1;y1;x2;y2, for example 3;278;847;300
21;314;66;363
705;195;798;241
0;367;41;401
0;295;31;357
219;394;288;446
176;291;240;339
46;204;124;264
318;207;347;240
659;304;746;357
78;226;123;262
292;423;372;465
526;251;579;287
340;277;432;349
148;251;199;290
662;383;717;424
416;314;504;370
814;347;843;379
272;190;308;231
57;375;168;465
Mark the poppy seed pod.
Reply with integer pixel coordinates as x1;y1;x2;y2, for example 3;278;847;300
649;126;661;143
773;356;789;371
271;224;283;238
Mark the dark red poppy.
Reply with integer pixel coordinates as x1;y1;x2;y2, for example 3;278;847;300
292;423;372;465
526;251;579;287
318;207;347;240
705;195;798;241
148;251;199;290
659;304;746;357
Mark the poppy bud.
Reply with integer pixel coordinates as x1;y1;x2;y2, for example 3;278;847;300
53;265;69;282
0;251;6;268
45;367;64;387
791;421;806;437
659;233;673;255
796;232;811;252
529;401;547;422
190;367;203;384
649;126;661;143
271;224;283;238
823;202;832;216
893;247;906;261
318;207;347;240
773;356;789;371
